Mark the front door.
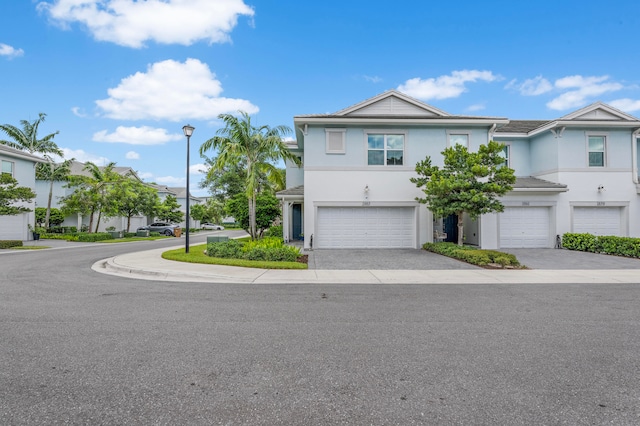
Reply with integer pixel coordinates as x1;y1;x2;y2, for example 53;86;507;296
292;204;302;240
443;214;458;243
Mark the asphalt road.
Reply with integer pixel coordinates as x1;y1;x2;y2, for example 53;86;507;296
1;236;640;425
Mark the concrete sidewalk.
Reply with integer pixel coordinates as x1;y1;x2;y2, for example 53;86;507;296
93;246;640;285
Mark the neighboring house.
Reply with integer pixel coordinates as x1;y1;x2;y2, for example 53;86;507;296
167;186;204;229
147;184;203;228
0;145;46;240
35;160;148;232
277;90;640;249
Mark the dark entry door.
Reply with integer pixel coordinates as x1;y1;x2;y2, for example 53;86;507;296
292;204;302;240
443;214;458;243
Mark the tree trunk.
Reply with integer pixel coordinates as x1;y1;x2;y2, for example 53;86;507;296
126;215;131;232
88;210;95;233
457;212;464;246
248;193;257;240
45;178;54;229
95;211;102;233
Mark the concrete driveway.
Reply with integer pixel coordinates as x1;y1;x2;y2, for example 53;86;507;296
307;247;640;270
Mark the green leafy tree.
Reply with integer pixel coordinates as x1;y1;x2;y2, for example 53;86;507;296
35;207;64;227
62;162;123;232
0;173;36;215
109;178;160;232
36;158;74;228
0;113;62;157
157;194;183;223
411;141;516;246
199;111;300;240
189;203;207;224
199;156;247;202
226;192;281;238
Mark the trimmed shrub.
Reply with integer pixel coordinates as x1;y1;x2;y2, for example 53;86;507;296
563;233;640;258
207;239;244;258
124;232;137;238
206;237;301;262
150;232;161;237
0;240;23;249
76;232;113;242
423;242;520;267
264;225;283;238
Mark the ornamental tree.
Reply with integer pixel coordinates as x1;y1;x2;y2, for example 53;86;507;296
411;141;516;246
0;173;36;215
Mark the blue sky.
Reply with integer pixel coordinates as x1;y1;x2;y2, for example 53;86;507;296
2;0;639;196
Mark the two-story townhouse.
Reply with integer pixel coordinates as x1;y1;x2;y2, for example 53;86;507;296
35;160;149;232
166;186;204;229
278;90;640;250
0;144;46;240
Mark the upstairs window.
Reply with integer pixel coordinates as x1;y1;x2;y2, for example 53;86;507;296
588;135;606;167
367;133;404;166
500;144;510;168
325;129;346;154
447;131;470;148
1;160;13;176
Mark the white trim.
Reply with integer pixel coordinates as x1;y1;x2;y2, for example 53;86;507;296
570;202;629;236
501;143;511;168
585;132;608;168
633;130;640;184
446;130;471;148
364;129;407;167
294;117;510;126
334;90;452;117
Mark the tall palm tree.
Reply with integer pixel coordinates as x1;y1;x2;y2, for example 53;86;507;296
199;111;301;240
35;158;74;228
0;113;62;157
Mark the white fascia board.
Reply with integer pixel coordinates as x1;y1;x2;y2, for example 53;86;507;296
294;117;509;126
529;120;640;136
510;187;569;193
493;133;530;138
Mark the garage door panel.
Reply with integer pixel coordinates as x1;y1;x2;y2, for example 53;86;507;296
0;214;27;240
573;207;621;236
317;207;414;248
500;207;550;248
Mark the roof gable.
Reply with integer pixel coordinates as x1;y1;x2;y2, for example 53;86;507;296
559;102;639;121
334;90;451;117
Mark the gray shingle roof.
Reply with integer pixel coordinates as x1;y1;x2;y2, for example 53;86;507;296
276;185;304;197
495;120;550;134
513;177;567;189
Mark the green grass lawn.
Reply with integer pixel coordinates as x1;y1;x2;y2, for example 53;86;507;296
10;245;51;250
162;243;308;270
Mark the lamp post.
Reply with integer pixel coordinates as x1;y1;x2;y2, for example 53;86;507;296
182;124;195;253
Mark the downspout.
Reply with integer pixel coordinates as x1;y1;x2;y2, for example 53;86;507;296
488;123;497;143
632;128;640;184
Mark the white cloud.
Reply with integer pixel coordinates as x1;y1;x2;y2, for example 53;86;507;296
155;175;185;185
547;75;623;110
506;76;553;96
96;58;258;121
93;125;183;145
466;103;486;112
189;163;207;174
125;151;140;160
38;0;254;48
0;43;24;59
71;107;87;117
363;75;382;83
58;148;110;165
397;70;499;100
138;171;154;180
609;98;640;113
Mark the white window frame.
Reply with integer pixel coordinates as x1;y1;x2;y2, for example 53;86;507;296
364;129;407;167
325;128;346;154
1;160;14;176
586;132;607;168
447;130;471;148
501;143;511;168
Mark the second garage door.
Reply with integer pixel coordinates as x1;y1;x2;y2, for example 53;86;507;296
500;207;550;248
573;207;622;236
316;207;415;248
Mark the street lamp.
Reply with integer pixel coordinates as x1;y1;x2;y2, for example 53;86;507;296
182;124;195;253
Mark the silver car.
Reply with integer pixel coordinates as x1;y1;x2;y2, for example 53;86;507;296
202;223;225;230
137;222;179;236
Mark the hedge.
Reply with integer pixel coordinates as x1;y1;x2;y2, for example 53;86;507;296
562;233;640;258
0;240;23;249
423;242;521;267
206;237;301;262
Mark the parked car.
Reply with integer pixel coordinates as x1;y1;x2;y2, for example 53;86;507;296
202;223;225;230
137;222;179;236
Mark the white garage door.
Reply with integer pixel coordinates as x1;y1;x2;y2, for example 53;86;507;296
0;213;27;240
500;207;550;248
573;207;621;236
316;207;415;248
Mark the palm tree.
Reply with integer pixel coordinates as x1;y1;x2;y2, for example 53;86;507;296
199;111;301;240
0;113;62;157
36;158;74;229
